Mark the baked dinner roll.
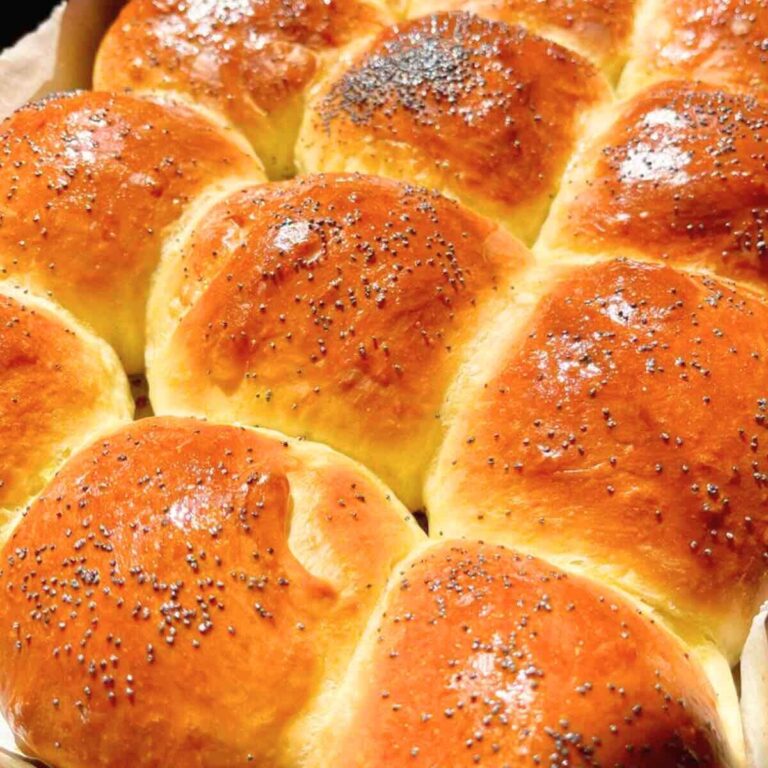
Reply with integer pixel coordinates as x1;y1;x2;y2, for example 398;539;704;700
296;12;610;244
94;0;393;179
0;90;263;373
406;0;638;81
0;283;132;540
146;173;529;509
0;416;423;768
313;540;733;768
621;0;768;97
426;259;768;662
539;81;768;289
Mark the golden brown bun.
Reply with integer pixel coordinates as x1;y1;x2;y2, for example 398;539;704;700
146;173;529;509
0;283;132;538
0;416;423;768
94;0;393;178
621;0;768;97
427;259;768;662
314;540;731;768
407;0;637;80
0;91;263;373
539;81;768;290
296;12;610;244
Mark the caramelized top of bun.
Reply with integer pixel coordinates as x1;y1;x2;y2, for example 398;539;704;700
622;0;768;96
316;541;729;768
0;285;132;532
407;0;637;78
541;81;768;288
0;417;422;768
297;12;609;243
95;0;392;177
147;174;528;509
427;260;768;660
0;91;262;372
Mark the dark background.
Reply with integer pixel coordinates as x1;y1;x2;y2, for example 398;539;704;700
1;0;61;49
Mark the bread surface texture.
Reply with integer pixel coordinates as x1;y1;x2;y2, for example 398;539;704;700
0;0;766;764
0;416;423;768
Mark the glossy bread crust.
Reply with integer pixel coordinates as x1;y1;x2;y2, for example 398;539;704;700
0;417;422;768
622;0;768;96
95;0;393;177
0;91;262;372
147;173;529;508
0;286;132;532
316;541;728;768
407;0;638;79
540;81;768;289
427;260;768;660
0;0;759;763
297;12;610;244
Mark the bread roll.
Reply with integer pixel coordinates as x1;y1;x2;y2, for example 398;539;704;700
146;173;529;509
539;81;768;290
0;282;132;539
0;416;423;768
406;0;638;80
296;12;610;244
0;91;263;373
0;1;761;763
621;0;768;97
313;540;734;768
427;258;768;662
94;0;394;179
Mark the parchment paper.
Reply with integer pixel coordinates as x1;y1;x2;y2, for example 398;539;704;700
742;602;768;768
0;0;124;119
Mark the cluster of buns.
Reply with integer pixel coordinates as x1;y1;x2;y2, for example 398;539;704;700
0;0;767;766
